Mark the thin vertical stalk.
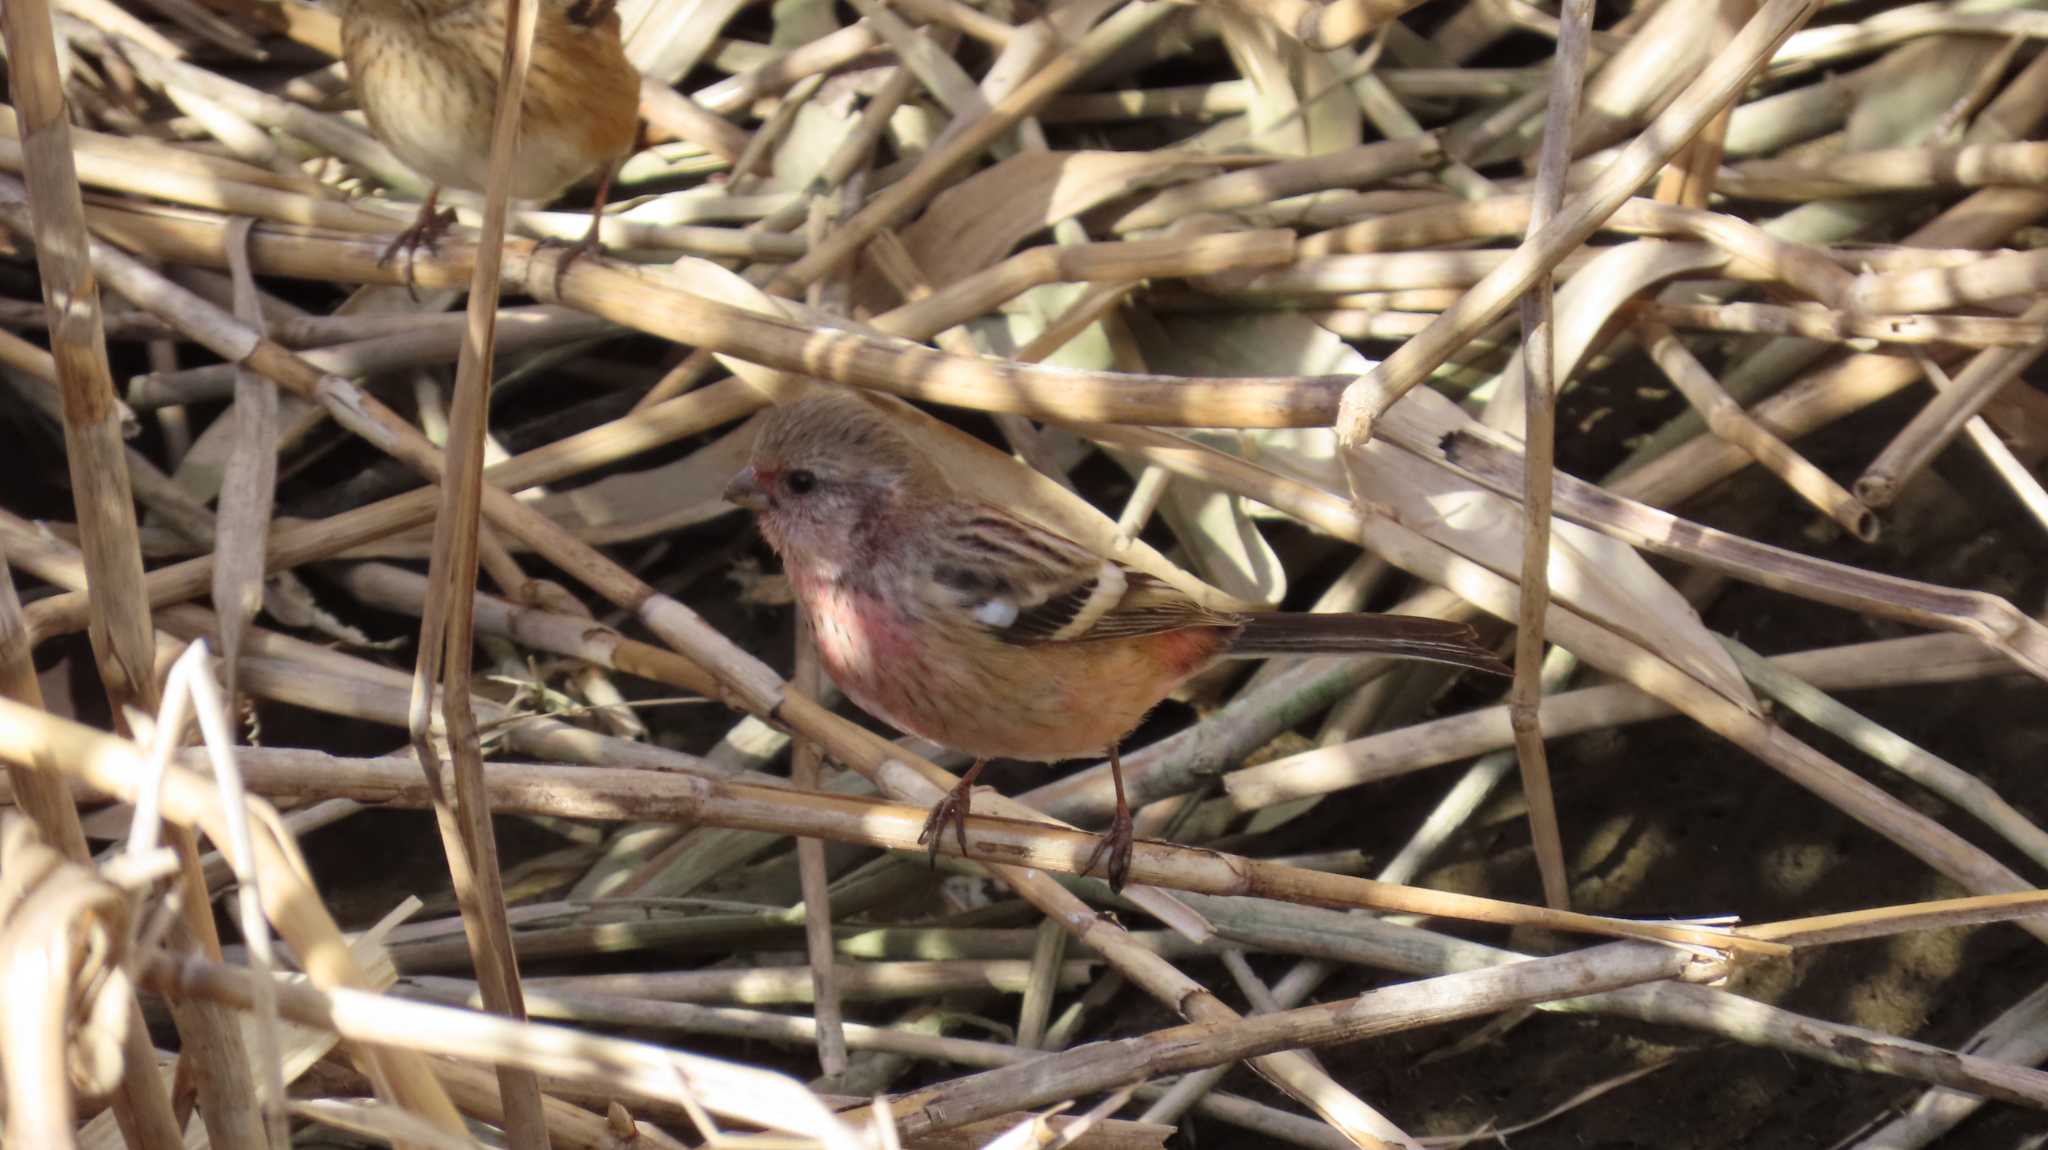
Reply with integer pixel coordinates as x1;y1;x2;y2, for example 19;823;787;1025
1509;0;1592;913
402;0;552;1144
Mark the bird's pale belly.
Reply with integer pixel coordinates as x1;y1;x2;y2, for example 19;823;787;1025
803;581;1199;762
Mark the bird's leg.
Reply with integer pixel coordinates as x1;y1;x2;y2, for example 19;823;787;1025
918;758;985;868
548;159;620;296
1083;747;1136;893
377;185;456;299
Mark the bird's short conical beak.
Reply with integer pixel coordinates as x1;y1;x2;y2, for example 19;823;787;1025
724;466;768;511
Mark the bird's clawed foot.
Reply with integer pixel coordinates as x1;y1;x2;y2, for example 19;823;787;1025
539;221;606;299
378;191;456;299
1082;806;1135;894
917;759;985;868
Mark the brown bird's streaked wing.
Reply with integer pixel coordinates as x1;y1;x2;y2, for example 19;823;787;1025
924;506;1230;645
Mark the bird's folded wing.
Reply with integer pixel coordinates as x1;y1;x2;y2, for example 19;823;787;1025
927;507;1234;645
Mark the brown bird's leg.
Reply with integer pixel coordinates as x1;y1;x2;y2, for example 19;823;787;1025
1083;747;1136;893
377;185;457;299
550;159;620;296
918;758;985;867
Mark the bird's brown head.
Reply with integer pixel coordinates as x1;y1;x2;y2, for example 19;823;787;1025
726;391;937;570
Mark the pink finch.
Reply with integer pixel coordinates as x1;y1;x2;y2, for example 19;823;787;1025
725;391;1507;890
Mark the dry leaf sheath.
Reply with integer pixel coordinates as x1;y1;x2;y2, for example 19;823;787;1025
726;391;1507;890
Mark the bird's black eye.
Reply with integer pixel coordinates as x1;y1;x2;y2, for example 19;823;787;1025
784;468;818;495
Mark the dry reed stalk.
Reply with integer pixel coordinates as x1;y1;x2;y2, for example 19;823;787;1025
1221;632;2017;812
1721;638;2048;872
1506;0;1590;915
1110;135;1443;234
1846;983;2048;1150
1751;892;2048;947
764;0;1179;295
1767;7;2048;79
1334;0;1820;447
0;696;466;1133
791;617;848;1074
139;954;867;1147
213;745;1781;956
1624;299;2048;348
513;959;1097;1002
1723;138;2048;199
399;3;551;1144
110;37;423;193
1428;429;2048;676
1849;243;2048;313
131;309;618;407
887;943;1703;1139
1855;301;2048;508
1302;196;1853;307
409;977;1034;1067
0;815;141;1150
1171;888;2048;1108
1;5;272;1145
1216;0;1425;50
19;382;767;643
638;75;751;164
0;553;185;1150
1640;320;1877;541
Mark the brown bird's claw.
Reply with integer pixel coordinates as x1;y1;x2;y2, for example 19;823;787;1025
538;228;606;299
917;776;976;869
378;197;457;301
1082;807;1135;894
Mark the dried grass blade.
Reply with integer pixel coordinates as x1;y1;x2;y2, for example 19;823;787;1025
211;217;280;710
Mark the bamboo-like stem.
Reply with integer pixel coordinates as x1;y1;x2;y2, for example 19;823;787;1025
1640;321;1877;541
1334;0;1820;446
1508;0;1589;914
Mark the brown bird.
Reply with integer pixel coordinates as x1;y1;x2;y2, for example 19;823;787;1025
726;392;1510;890
339;0;641;282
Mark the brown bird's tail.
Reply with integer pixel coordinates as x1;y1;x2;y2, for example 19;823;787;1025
1229;613;1509;676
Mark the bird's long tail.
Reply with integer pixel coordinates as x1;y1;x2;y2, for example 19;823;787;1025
1229;613;1509;676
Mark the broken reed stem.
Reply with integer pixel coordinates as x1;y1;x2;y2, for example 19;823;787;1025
1640;321;1878;541
1855;299;2048;509
1509;0;1590;915
1334;0;1820;445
